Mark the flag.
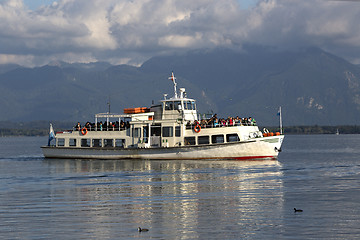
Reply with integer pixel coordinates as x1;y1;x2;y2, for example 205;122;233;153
169;71;176;82
48;123;55;146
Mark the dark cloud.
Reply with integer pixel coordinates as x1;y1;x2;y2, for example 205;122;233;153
0;0;359;66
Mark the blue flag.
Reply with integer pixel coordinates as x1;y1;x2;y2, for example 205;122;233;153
48;123;55;146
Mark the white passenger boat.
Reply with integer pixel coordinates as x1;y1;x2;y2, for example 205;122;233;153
42;72;284;160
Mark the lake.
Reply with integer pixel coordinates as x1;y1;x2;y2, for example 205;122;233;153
0;135;359;239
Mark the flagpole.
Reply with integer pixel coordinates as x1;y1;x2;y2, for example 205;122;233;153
279;106;283;134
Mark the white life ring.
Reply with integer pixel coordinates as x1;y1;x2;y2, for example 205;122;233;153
249;132;257;138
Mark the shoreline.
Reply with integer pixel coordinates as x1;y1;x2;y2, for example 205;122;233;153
1;125;360;137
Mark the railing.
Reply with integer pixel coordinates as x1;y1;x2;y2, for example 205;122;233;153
74;125;128;132
185;121;257;130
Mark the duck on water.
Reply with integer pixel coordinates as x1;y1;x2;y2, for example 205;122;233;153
42;72;284;160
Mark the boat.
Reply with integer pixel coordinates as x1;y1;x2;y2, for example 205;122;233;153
42;72;284;160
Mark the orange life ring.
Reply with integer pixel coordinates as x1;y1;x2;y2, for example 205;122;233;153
194;124;201;133
81;127;88;135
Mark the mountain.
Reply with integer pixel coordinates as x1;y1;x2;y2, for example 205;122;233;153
0;46;360;126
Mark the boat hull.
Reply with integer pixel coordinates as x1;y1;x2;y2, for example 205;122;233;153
42;135;284;160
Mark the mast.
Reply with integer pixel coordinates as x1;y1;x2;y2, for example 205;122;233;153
107;96;111;126
168;72;178;98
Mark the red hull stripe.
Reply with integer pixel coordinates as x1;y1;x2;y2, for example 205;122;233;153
231;156;276;160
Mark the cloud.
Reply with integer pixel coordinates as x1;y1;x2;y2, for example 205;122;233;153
0;0;360;66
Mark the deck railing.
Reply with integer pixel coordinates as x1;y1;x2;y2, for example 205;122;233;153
185;121;256;130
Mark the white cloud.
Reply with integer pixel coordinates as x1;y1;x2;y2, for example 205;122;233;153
158;33;202;48
0;0;360;66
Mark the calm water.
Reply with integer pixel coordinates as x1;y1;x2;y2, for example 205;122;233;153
0;135;360;239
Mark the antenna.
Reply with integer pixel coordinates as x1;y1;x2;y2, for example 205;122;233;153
107;96;111;114
168;71;178;98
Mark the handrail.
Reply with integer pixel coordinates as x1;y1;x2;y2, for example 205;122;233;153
185;122;256;130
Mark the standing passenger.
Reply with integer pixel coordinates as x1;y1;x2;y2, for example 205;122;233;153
75;122;81;131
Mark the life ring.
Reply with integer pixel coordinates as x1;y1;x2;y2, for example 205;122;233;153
250;132;257;138
194;124;201;133
81;127;88;135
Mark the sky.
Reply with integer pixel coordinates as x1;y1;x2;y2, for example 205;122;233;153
0;0;360;67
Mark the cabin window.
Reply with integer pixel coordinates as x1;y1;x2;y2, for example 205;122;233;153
165;101;174;110
69;138;76;147
162;126;173;137
175;126;181;137
104;139;113;147
174;101;181;110
143;126;149;143
226;134;240;142
212;135;224;144
92;139;102;147
133;128;141;138
185;101;191;110
191;101;196;110
81;139;90;147
57;138;65;147
151;125;161;136
115;139;125;147
198;136;209;145
184;137;195;145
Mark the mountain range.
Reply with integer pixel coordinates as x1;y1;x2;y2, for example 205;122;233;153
1;46;360;126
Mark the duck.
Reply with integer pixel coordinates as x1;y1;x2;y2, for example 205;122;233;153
138;227;149;232
294;208;303;212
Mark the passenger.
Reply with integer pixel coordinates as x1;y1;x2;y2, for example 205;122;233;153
99;121;103;131
243;118;248;126
75;122;81;131
200;119;207;128
120;120;125;130
213;118;219;127
235;116;241;125
85;122;91;131
228;117;233;126
251;117;256;126
221;118;226;127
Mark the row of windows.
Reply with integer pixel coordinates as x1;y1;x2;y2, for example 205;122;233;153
162;126;181;137
57;138;125;147
164;101;196;111
132;126;181;138
184;134;239;146
56;133;239;147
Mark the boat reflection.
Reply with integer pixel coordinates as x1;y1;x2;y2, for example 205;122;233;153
44;159;284;238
